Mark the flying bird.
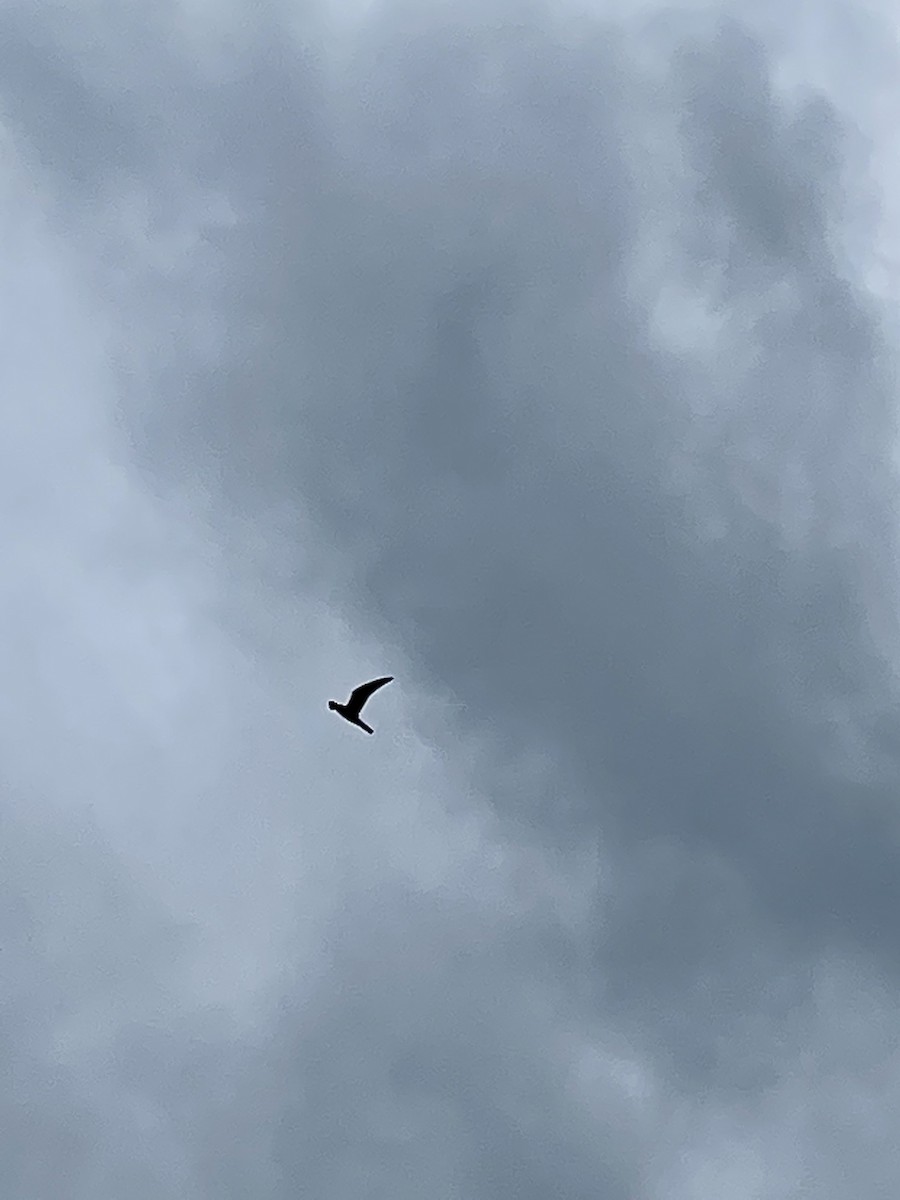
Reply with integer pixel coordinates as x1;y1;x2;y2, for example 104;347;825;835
328;676;393;735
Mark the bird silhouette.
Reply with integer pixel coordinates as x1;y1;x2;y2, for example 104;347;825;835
328;676;393;734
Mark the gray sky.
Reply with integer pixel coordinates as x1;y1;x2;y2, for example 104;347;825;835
3;0;900;1196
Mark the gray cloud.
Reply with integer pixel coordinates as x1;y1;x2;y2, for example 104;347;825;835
167;8;900;958
3;1;900;1196
0;794;190;1197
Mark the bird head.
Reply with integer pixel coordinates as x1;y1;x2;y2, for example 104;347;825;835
327;700;338;711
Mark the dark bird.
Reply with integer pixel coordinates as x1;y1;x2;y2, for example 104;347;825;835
328;676;393;735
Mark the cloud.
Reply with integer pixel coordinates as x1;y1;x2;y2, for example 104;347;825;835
2;0;900;1196
153;0;900;971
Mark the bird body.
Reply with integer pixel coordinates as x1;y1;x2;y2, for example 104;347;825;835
328;676;393;734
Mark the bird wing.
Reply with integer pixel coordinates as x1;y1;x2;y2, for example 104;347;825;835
348;676;393;714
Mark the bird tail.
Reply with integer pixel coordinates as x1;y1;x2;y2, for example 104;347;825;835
358;718;374;735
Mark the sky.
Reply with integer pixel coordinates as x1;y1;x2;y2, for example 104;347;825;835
2;0;900;1196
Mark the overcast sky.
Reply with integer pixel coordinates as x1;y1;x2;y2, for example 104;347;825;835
2;0;900;1196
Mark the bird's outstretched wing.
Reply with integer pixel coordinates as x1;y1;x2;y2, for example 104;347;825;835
348;676;393;715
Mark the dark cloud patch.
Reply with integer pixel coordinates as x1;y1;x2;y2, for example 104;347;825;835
675;22;845;269
145;5;900;976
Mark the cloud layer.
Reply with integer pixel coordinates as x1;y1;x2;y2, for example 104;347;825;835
3;1;900;1196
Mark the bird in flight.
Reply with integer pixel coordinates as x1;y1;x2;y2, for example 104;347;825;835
328;676;393;735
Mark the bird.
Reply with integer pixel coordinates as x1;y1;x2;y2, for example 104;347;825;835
328;676;393;735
